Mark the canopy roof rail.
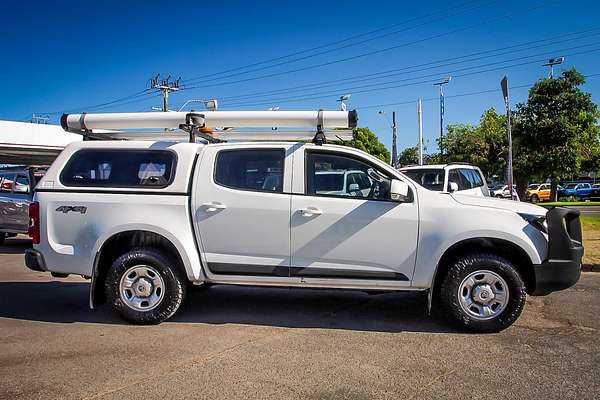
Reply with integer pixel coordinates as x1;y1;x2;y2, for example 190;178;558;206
61;110;358;145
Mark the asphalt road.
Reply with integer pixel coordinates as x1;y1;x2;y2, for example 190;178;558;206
1;236;599;400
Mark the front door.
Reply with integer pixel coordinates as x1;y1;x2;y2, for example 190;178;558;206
193;145;292;277
290;149;418;282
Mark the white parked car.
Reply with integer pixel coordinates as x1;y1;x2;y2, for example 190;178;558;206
399;163;489;197
490;184;520;200
25;111;583;332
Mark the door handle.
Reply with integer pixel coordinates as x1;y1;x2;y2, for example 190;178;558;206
299;207;323;217
202;202;227;212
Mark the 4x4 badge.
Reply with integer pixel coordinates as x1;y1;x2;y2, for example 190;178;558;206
55;206;87;214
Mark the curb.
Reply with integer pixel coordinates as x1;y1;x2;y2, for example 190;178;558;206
582;264;600;272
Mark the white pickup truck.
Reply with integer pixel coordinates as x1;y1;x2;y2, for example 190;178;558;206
24;110;583;332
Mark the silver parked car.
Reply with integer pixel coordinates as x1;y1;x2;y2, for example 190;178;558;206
0;168;44;245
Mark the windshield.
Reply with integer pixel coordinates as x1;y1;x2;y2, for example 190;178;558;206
401;169;445;191
564;183;577;189
528;184;540;190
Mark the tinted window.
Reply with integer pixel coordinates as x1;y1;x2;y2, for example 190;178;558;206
215;149;284;192
402;169;445;191
306;152;391;200
61;150;176;188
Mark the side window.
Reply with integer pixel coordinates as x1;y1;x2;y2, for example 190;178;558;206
215;149;284;193
540;184;549;190
61;150;176;188
306;152;391;200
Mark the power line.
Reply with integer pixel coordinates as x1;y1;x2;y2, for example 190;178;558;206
213;30;600;103
181;1;551;91
219;46;600;108
183;0;492;85
354;73;600;110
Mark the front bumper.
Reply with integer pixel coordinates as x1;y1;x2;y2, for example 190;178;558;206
532;207;583;295
24;248;46;272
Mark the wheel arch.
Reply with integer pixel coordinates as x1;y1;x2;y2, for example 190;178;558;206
428;237;536;312
90;229;189;308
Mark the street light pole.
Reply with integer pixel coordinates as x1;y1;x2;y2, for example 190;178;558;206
501;76;515;201
378;110;397;167
542;57;565;79
433;76;452;157
391;111;397;168
418;99;424;165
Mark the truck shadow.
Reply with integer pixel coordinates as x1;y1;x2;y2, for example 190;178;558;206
0;237;31;254
0;281;459;333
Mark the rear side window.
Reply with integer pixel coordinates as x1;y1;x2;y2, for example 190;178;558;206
215;149;284;192
60;150;176;188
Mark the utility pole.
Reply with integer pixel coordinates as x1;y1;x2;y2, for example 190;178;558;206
433;76;452;157
501;76;515;201
150;74;181;112
391;111;397;168
542;57;564;79
418;99;424;165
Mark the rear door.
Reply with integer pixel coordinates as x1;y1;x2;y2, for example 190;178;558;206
192;144;293;277
289;147;418;283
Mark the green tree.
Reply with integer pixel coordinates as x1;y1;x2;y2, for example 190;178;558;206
513;68;600;200
398;146;418;167
347;127;391;163
440;108;507;180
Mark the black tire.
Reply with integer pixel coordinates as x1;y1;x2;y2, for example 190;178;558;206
439;253;526;333
531;194;539;203
0;233;5;246
105;248;186;324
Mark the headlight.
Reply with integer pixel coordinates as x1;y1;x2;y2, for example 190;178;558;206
519;213;548;233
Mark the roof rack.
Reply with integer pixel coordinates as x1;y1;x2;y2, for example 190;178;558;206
60;109;358;145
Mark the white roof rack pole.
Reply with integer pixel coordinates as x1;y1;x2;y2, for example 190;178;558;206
61;110;358;132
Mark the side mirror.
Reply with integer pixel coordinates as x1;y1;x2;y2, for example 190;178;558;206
448;182;459;193
390;179;411;202
348;183;359;192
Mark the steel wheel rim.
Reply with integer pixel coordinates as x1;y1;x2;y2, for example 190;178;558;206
457;270;509;320
119;265;165;311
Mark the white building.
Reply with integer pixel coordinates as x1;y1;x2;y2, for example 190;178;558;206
0;120;81;165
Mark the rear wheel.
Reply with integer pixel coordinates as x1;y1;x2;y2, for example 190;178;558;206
530;194;539;203
105;249;186;324
439;253;526;333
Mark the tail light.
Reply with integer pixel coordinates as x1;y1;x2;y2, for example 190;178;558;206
29;201;40;244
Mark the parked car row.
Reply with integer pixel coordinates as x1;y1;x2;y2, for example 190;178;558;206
0;168;44;245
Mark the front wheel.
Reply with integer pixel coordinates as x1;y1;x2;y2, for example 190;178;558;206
105;249;186;324
530;194;539;203
0;233;5;246
439;253;526;333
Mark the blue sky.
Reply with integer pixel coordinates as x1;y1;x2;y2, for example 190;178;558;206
2;0;600;153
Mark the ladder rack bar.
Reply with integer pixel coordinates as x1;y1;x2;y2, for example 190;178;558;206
61;110;358;132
